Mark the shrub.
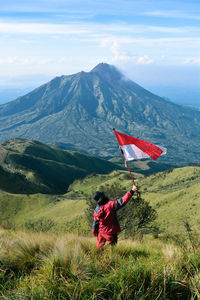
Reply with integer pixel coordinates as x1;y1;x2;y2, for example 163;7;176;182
85;183;158;238
24;217;55;232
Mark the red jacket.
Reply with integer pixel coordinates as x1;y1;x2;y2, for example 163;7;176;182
92;191;133;236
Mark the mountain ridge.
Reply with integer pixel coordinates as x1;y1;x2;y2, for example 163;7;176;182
0;63;200;164
0;138;120;194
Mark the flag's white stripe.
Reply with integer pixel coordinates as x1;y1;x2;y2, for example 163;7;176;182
121;144;150;161
158;146;167;155
121;144;167;161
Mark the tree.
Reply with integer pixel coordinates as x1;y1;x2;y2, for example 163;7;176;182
85;183;158;238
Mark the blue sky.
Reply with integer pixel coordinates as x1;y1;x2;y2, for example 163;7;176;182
0;0;199;104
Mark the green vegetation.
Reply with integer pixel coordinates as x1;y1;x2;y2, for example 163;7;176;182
71;165;200;236
0;139;120;194
86;183;158;237
140;166;200;234
0;157;199;298
0;229;200;299
0;190;88;233
109;157;176;175
0;165;199;239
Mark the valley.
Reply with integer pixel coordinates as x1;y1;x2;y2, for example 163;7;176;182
0;162;199;237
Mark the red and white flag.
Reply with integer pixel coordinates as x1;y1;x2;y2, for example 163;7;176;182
113;129;167;161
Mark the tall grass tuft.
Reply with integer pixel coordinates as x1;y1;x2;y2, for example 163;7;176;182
0;229;199;299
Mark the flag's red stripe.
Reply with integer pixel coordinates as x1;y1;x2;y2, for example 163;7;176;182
114;130;163;160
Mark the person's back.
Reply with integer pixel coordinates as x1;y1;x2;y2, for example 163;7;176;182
94;200;120;235
92;185;137;250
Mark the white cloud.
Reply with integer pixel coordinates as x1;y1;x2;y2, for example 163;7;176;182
0;56;69;66
0;57;18;64
0;22;90;35
57;57;67;64
100;36;199;66
0;20;199;37
0;16;199;80
101;40;133;62
1;19;198;57
100;39;155;65
137;55;154;65
183;57;200;64
142;10;200;20
102;37;200;49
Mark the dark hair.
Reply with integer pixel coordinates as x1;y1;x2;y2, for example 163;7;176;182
93;191;109;205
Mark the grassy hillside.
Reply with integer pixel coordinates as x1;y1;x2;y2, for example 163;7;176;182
0;138;120;194
68;166;200;235
139;166;200;234
0;165;42;193
0;165;199;237
0;229;200;299
0;165;199;298
109;156;176;175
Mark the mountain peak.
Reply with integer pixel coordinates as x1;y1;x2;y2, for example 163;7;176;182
1;63;200;164
90;63;122;81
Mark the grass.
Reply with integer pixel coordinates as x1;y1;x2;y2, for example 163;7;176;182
140;166;200;234
67;166;200;236
0;191;88;233
0;229;200;299
67;169;143;195
0;138;120;194
0;165;199;237
0;163;199;298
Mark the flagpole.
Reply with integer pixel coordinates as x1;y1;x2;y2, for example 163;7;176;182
113;128;136;186
120;147;136;185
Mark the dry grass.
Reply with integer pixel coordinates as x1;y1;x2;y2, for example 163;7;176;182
0;229;199;299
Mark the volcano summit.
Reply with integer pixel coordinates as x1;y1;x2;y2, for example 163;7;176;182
0;63;200;164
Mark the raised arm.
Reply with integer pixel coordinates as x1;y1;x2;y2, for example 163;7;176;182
115;185;138;211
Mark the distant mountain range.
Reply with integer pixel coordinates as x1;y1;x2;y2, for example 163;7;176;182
0;63;200;164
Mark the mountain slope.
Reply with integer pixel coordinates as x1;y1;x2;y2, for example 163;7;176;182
58;165;200;235
0;138;120;194
0;166;199;236
0;63;200;163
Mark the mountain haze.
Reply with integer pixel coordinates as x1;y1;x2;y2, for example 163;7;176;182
0;63;200;163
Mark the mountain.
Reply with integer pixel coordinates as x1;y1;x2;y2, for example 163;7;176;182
0;138;120;194
0;63;200;164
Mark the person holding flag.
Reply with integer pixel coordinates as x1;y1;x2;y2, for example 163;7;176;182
92;129;166;250
92;184;138;250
